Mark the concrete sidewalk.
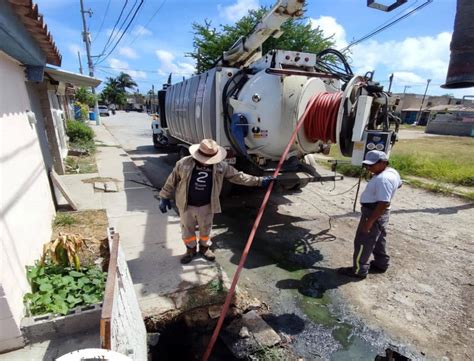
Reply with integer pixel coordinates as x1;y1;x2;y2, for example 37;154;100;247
0;124;222;360
91;124;221;316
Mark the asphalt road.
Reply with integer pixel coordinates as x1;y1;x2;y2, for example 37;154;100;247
101;111;178;189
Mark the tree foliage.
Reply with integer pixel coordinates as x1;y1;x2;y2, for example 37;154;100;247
99;72;136;106
188;7;334;73
116;72;137;91
74;87;96;108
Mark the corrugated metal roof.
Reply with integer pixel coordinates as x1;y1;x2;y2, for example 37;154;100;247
7;0;61;66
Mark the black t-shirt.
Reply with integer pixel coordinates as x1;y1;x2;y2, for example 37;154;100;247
187;164;213;206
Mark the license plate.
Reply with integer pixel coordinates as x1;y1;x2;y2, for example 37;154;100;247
224;157;236;165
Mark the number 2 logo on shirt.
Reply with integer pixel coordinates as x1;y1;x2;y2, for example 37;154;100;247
196;172;209;183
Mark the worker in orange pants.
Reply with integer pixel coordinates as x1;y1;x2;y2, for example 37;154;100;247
159;139;274;264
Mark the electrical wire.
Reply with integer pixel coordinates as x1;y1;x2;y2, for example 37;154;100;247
341;0;433;51
97;0;129;54
95;0;145;66
128;0;167;45
102;0;139;54
92;0;112;42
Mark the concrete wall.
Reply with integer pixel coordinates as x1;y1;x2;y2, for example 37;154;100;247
0;51;55;352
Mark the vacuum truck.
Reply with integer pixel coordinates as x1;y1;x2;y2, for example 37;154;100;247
152;0;400;189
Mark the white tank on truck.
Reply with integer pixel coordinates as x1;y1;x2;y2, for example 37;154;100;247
152;0;400;189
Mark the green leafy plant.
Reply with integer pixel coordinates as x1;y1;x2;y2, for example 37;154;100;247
66;119;94;143
24;263;106;316
41;233;86;270
75;87;96;108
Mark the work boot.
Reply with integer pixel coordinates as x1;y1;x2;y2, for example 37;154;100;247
337;267;367;280
369;261;388;274
181;247;197;264
199;245;215;262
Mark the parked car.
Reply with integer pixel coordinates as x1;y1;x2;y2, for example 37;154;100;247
98;105;110;116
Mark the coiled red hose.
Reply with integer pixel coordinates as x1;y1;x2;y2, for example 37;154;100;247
303;91;343;143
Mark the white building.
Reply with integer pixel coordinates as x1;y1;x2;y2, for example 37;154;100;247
0;0;99;352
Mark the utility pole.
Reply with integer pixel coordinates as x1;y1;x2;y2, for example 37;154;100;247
77;51;83;74
79;0;100;125
415;79;431;125
403;85;411;95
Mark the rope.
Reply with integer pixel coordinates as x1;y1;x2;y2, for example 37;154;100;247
303;91;343;143
201;93;322;361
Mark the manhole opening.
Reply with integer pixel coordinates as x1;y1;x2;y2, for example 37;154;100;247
147;311;239;361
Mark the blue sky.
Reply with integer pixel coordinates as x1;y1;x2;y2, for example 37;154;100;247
38;0;467;97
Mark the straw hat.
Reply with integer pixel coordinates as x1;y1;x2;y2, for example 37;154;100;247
189;139;227;165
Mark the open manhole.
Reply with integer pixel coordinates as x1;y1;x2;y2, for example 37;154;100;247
148;317;238;361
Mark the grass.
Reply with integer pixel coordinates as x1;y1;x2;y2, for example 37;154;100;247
53;213;77;227
321;135;474;198
390;137;474;186
65;155;98;174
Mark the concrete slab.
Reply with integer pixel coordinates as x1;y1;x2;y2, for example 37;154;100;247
57;173;104;210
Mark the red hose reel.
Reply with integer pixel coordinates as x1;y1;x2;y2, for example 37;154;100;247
303;91;343;143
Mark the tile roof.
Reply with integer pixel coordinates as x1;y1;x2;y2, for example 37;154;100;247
7;0;61;66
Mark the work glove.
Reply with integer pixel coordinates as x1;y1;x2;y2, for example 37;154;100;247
261;176;276;188
159;198;172;213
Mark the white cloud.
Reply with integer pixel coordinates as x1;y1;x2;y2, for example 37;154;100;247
350;32;451;81
108;58;147;79
68;44;82;56
218;0;259;22
155;50;195;77
310;16;347;49
119;47;139;59
306;15;452;91
132;25;152;37
392;72;425;85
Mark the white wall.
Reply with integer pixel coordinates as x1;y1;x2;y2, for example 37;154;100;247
0;51;55;351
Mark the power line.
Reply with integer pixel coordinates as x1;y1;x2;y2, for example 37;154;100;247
96;0;129;54
341;0;433;51
98;65;159;73
128;0;167;45
95;0;145;66
92;0;112;42
103;0;139;53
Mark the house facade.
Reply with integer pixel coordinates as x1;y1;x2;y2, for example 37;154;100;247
0;0;99;352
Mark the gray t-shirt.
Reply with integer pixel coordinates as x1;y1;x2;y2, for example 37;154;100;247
360;167;402;204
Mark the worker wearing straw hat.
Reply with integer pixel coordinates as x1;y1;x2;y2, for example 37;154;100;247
159;139;274;264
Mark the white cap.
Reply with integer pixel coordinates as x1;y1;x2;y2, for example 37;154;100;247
362;150;388;165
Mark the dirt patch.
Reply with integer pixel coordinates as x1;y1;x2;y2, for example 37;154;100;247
65;155;98;174
81;177;121;184
285;179;474;360
52;210;109;268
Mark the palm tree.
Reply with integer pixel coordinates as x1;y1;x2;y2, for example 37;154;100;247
116;72;137;92
100;77;126;107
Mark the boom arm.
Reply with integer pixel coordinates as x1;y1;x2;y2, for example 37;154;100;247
222;0;304;67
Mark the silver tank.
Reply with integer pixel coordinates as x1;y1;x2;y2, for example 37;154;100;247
164;68;217;144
